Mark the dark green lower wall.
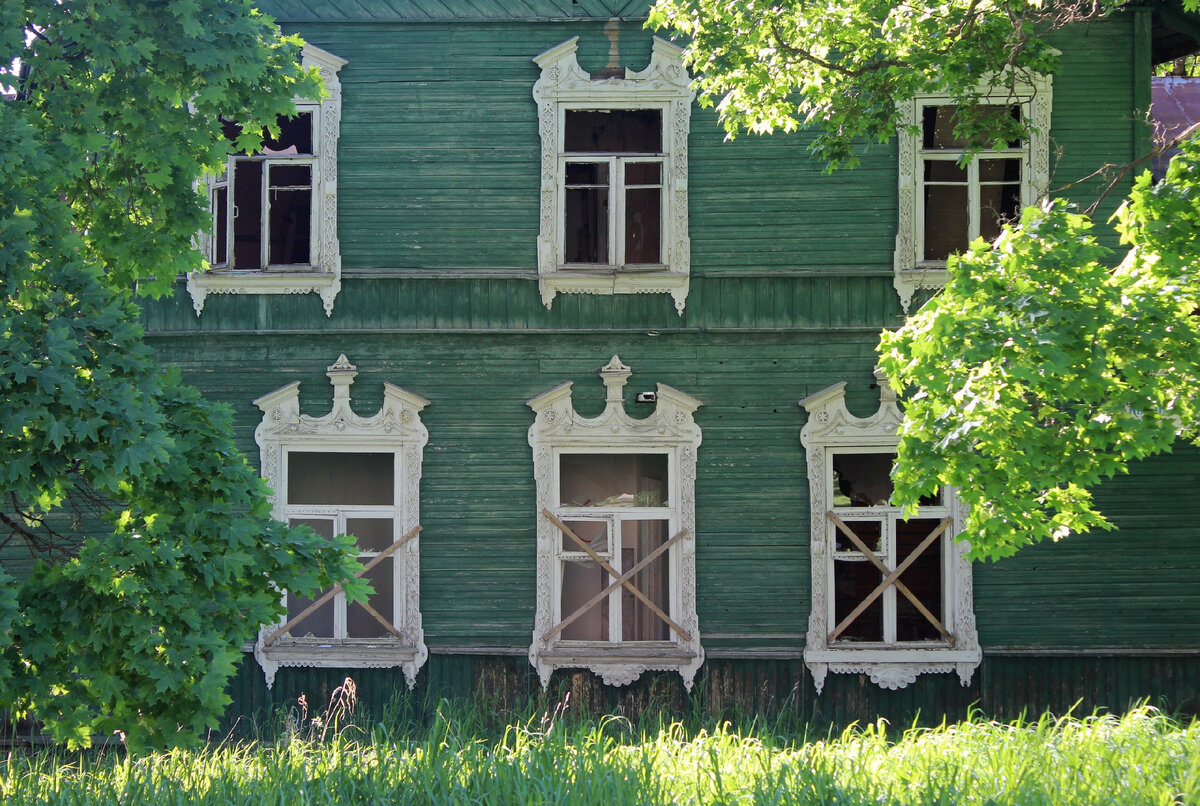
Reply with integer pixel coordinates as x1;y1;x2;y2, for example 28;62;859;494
220;652;1200;737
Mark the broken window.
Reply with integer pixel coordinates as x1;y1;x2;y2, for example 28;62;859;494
800;376;981;692
210;112;315;271
920;104;1024;262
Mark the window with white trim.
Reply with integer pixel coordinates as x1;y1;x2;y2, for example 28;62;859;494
252;355;428;689
188;44;345;317
799;371;980;694
893;76;1051;312
527;356;703;689
533;38;694;314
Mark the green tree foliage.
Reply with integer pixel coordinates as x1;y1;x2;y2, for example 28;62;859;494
1;1;364;748
650;0;1200;557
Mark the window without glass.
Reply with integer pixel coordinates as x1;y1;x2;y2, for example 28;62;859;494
210;113;315;271
563;110;664;268
919;104;1025;262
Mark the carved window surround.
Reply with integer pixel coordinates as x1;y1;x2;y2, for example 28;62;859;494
252;355;428;689
527;356;704;689
532;37;695;314
893;73;1052;313
799;370;981;694
189;44;346;317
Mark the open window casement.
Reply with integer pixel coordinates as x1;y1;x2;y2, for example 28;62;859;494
799;370;980;693
252;355;428;689
893;73;1052;313
189;44;346;317
532;38;695;314
527;357;703;688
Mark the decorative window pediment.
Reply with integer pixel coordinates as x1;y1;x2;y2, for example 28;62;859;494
893;73;1052;312
189;44;346;317
799;370;980;693
527;356;703;688
532;38;695;314
252;355;428;689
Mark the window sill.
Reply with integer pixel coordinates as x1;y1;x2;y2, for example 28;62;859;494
893;266;950;313
186;270;341;317
533;643;704;689
254;637;427;690
540;271;688;314
804;646;981;693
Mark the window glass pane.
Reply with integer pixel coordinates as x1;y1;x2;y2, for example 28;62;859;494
347;557;393;638
287;452;395;506
222;112;314;156
290;517;335;540
268;164;312;265
832;453;894;507
212;185;228;264
621;520;670;641
560;519;609;554
560;558;609;641
565;162;609;186
286;588;334;638
625;187;661;264
979;158;1022;182
564;187;609;264
231;159;263;269
346;518;394;553
833;560;883;642
895;518;944;642
565;109;663;153
560;454;668;507
923;184;969;260
833;519;882;553
979;183;1022;243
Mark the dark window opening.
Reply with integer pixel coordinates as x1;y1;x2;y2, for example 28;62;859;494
565;109;662;153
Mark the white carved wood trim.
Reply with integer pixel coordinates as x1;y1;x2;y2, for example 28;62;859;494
526;356;704;689
532;37;695;314
799;369;981;694
189;44;346;317
893;72;1052;313
252;354;429;689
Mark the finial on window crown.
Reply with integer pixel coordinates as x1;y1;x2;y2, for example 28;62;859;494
600;355;632;404
873;366;897;403
326;354;358;402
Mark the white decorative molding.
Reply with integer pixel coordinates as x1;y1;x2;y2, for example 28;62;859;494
526;356;704;689
252;354;429;689
532;38;695;314
893;72;1052;313
799;369;981;693
189;44;346;317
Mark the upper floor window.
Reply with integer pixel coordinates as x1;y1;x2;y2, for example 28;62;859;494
533;38;694;314
799;370;981;694
527;357;704;689
252;355;429;689
893;76;1051;313
188;44;346;317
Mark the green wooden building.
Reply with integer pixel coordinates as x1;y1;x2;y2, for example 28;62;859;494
141;1;1200;726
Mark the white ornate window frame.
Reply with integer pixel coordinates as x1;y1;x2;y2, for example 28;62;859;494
251;355;428;689
799;370;980;693
893;73;1052;312
532;38;695;314
189;44;346;317
526;356;703;688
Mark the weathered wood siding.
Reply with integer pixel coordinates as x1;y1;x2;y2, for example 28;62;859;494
131;8;1200;719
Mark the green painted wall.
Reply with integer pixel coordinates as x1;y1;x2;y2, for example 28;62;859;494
130;9;1200;714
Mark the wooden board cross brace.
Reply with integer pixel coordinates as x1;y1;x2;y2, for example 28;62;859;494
541;509;692;642
825;512;954;644
263;525;422;648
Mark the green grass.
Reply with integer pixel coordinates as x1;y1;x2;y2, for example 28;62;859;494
1;703;1197;804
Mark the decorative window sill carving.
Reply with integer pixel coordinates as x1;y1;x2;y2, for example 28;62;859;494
186;271;341;317
799;370;981;694
252;354;429;689
527;356;704;689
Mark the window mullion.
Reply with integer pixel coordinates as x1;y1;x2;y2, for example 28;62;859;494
611;156;623;268
967;158;981;241
883;513;898;645
259;158;272;271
